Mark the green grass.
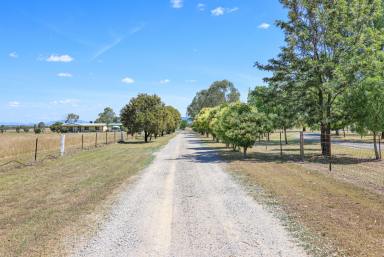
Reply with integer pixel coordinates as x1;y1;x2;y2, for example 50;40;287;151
0;134;175;257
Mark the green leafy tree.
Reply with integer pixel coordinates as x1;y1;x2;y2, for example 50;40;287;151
256;0;383;156
16;126;21;133
65;113;79;124
187;80;240;119
219;102;266;157
179;120;188;130
95;107;117;124
23;126;30;133
120;94;163;143
50;122;64;133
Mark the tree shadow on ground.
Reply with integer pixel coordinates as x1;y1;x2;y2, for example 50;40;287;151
182;135;378;166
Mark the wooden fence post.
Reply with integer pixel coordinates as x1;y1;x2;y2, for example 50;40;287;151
329;132;332;171
300;132;304;162
34;137;38;161
95;132;98;147
105;131;108;144
114;132;116;143
60;135;65;156
82;134;84;150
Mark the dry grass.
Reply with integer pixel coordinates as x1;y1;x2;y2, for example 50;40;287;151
0;132;133;164
197;135;384;257
0;134;175;257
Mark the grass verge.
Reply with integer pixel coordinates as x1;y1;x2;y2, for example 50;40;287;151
0;134;175;257
197;136;384;257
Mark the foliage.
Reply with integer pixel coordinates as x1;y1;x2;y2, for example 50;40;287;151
187;80;240;119
120;94;181;142
23;127;29;133
179;120;188;130
193;102;267;157
255;0;383;155
16;126;21;133
65;113;79;124
95;107;118;124
50;122;64;133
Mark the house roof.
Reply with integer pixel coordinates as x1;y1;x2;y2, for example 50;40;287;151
62;123;107;127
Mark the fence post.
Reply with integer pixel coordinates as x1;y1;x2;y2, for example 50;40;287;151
82;134;84;150
34;137;38;161
105;131;108;144
60;134;65;156
95;132;98;147
300;131;304;162
329;132;332;171
379;134;382;160
279;132;283;157
114;132;116;143
121;131;124;142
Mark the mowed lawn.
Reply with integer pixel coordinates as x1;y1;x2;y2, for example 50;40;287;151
0;134;175;257
196;135;384;257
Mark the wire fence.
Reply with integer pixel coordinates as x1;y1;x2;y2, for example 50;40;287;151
253;131;383;171
0;131;131;170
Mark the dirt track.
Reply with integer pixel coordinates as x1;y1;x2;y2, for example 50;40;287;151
71;132;307;257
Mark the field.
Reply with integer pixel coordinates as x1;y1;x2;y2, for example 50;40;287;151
0;133;175;257
0;131;130;166
196;133;384;257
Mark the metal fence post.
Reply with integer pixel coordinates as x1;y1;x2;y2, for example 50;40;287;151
279;132;283;157
300;131;304;162
34;137;38;161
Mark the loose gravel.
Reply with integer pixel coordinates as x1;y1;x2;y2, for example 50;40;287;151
70;132;308;257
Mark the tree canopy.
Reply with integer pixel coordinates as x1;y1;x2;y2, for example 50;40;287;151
187;80;240;119
95;107;119;124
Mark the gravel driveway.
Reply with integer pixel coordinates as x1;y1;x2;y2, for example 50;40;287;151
71;132;307;257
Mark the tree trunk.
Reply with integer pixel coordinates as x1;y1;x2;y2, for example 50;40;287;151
267;133;270;142
320;123;331;156
343;128;346;138
243;147;248;158
284;127;288;145
144;132;148;143
161;131;164;137
373;132;380;160
335;129;340;136
303;127;306;132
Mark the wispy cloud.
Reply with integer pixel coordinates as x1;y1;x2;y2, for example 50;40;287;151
122;77;135;84
57;72;73;78
51;99;80;107
46;54;74;62
258;22;271;29
9;52;18;58
211;6;239;16
197;3;205;11
92;38;122;60
8;101;20;108
170;0;183;8
186;79;197;83
160;79;171;84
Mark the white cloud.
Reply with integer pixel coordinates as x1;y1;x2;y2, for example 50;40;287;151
46;54;74;62
51;99;80;107
258;22;271;29
57;72;72;78
122;77;135;84
8;101;20;108
211;7;225;16
186;79;197;83
197;3;205;11
211;6;239;16
171;0;183;8
9;52;18;58
160;79;171;84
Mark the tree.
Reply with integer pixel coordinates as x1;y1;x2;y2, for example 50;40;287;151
16;126;21;133
23;127;30;133
219;102;266;157
256;0;383;156
120;94;163;143
65;113;79;124
0;125;6;133
187;80;240;119
180;120;188;130
50;122;64;133
95;107;117;124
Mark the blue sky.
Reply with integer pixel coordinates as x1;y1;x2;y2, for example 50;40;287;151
0;0;286;123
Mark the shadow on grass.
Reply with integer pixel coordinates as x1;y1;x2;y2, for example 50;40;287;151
181;133;378;166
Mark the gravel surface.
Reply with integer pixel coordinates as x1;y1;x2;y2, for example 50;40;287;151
71;132;308;257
